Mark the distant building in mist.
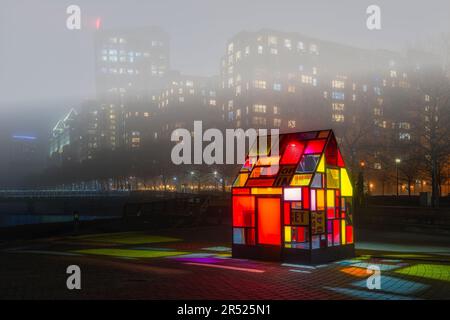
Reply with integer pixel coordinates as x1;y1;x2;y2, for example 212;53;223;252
92;26;171;150
155;72;220;140
95;26;170;101
8;135;45;186
49;109;81;165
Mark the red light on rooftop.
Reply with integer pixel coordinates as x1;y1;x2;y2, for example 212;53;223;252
95;18;102;30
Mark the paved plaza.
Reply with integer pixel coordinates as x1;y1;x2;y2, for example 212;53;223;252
1;226;449;299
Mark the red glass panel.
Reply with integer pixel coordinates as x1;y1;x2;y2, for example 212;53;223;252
333;219;340;245
280;142;304;165
304;139;326;154
337;149;345;167
346;226;353;244
246;178;275;187
302;187;310;209
232;196;255;227
284;202;290;225
232;188;250;195
257;198;281;245
327;208;335;219
325;137;338;166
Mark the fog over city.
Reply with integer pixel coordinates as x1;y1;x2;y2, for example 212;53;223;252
0;0;449;188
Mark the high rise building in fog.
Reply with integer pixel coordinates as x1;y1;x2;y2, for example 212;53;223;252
95;26;170;101
93;27;171;150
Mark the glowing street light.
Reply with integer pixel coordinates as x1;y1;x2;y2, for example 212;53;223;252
395;158;401;196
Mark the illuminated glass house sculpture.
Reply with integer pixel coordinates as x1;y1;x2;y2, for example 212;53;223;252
232;130;354;264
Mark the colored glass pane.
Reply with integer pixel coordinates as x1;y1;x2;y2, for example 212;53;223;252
290;174;312;186
317;154;325;173
284;188;302;201
341;220;346;245
246;178;274;187
302;187;310;209
257;198;281;245
251;187;283;195
304;139;326;154
318;130;330;138
326;168;340;189
333;219;340;246
337;149;345;167
280;142;304;165
250;165;279;178
346;225;353;244
240;157;255;172
297;154;321;173
284;202;290;225
325;137;338;166
311;173;323;188
310;189;316;211
233;173;249;187
256;155;279;166
233;227;255;245
232;188;250;195
340;168;353;196
317;189;325;210
232;196;255;227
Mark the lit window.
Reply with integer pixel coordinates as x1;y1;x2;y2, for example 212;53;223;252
288;120;296;128
284;39;292;50
253;104;267;113
332;114;345;122
332;92;345;100
273;83;282;91
253;80;267;89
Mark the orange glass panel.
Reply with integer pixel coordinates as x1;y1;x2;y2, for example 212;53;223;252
232;196;255;227
250;165;279;178
257;198;281;245
251;187;283;195
256;156;279;166
317;189;325;210
233;173;249;187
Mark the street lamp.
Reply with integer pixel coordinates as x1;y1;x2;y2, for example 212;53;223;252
395;158;401;196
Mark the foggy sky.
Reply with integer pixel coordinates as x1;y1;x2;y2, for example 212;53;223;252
1;0;450;109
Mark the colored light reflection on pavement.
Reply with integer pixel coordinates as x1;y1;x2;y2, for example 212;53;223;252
74;248;189;258
184;262;265;273
70;232;180;245
395;264;450;282
2;229;450;300
351;276;430;295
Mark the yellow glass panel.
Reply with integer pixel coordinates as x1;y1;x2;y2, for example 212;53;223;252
327;190;335;208
251;187;283;195
233;173;249;187
317;189;325;210
284;226;292;242
340;168;353;196
290;174;312;186
326;168;340;188
317;154;325;173
341;220;346;245
256;156;279;166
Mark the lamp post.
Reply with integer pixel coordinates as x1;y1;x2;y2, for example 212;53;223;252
395;158;401;196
